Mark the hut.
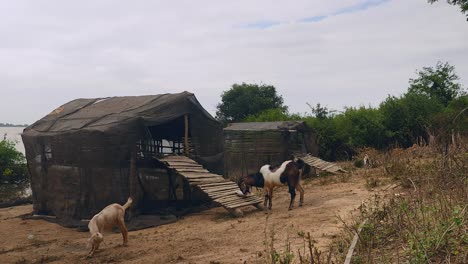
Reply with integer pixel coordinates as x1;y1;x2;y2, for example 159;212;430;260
22;92;224;226
223;121;318;180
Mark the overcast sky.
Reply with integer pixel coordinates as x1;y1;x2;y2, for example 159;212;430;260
1;0;467;124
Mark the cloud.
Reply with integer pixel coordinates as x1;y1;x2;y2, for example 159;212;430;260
244;20;281;29
332;0;390;16
0;0;467;124
246;0;390;26
299;15;328;23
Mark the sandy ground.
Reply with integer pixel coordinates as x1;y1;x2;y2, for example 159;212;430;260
0;174;384;264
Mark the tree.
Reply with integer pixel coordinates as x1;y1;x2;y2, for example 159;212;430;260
340;106;386;149
306;103;332;119
216;83;287;122
408;62;465;106
428;0;468;20
244;108;302;122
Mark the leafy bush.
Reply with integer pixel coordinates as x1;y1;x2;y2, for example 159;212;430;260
0;137;28;184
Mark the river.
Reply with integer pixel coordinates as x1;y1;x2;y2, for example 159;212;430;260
0;127;26;154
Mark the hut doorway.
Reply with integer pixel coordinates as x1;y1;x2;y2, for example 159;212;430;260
137;115;191;158
135;115;195;213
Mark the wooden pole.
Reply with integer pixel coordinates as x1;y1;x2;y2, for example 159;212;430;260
344;219;367;264
128;146;137;219
184;114;189;156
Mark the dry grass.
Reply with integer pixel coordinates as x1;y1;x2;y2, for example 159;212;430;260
270;138;467;263
335;142;467;263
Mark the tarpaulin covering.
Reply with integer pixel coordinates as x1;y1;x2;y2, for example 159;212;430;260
223;121;318;180
22;92;224;226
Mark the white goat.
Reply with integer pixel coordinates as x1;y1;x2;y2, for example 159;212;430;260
87;197;132;257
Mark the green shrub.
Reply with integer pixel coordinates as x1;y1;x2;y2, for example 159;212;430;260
0;137;28;184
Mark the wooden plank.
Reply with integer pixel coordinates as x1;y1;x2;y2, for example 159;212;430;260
215;195;261;203
207;193;239;199
203;188;238;192
215;196;255;204
161;155;191;159
176;168;209;173
344;220;367;264
182;172;218;176
223;197;262;206
187;175;224;180
206;188;238;193
200;186;239;191
164;160;198;165
225;200;262;209
322;164;338;171
226;202;261;209
205;189;239;196
167;163;203;168
218;195;262;203
206;191;239;197
209;192;238;199
188;179;226;184
174;167;207;170
206;190;238;195
199;182;236;187
204;190;239;196
206;192;240;198
182;174;218;179
186;177;226;182
164;158;198;162
164;160;199;164
184;176;218;180
215;199;243;205
201;186;239;192
189;180;224;185
207;189;237;194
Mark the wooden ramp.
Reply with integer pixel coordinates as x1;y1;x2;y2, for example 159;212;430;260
159;155;264;216
295;153;347;174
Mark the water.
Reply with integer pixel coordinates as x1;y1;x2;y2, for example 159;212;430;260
0;127;25;154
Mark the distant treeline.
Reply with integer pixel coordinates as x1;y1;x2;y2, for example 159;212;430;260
216;62;467;161
0;123;28;127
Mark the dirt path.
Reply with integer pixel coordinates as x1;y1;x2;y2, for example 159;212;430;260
0;174;382;263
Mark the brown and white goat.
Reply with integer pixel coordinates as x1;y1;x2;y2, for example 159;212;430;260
87;197;132;257
238;159;305;210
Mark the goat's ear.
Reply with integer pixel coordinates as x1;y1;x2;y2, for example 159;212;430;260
86;237;91;249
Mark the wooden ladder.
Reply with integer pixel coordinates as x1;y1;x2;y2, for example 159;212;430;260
159;155;264;216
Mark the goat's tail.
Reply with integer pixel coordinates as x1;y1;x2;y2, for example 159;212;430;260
122;197;133;210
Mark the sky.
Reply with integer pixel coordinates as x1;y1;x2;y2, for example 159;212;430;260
1;0;467;124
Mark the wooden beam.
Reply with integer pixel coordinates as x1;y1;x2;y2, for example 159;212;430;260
184;114;189;156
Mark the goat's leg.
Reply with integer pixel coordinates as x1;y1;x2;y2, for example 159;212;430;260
296;183;305;207
288;183;297;210
264;189;269;208
118;218;129;246
88;244;96;258
268;187;273;210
